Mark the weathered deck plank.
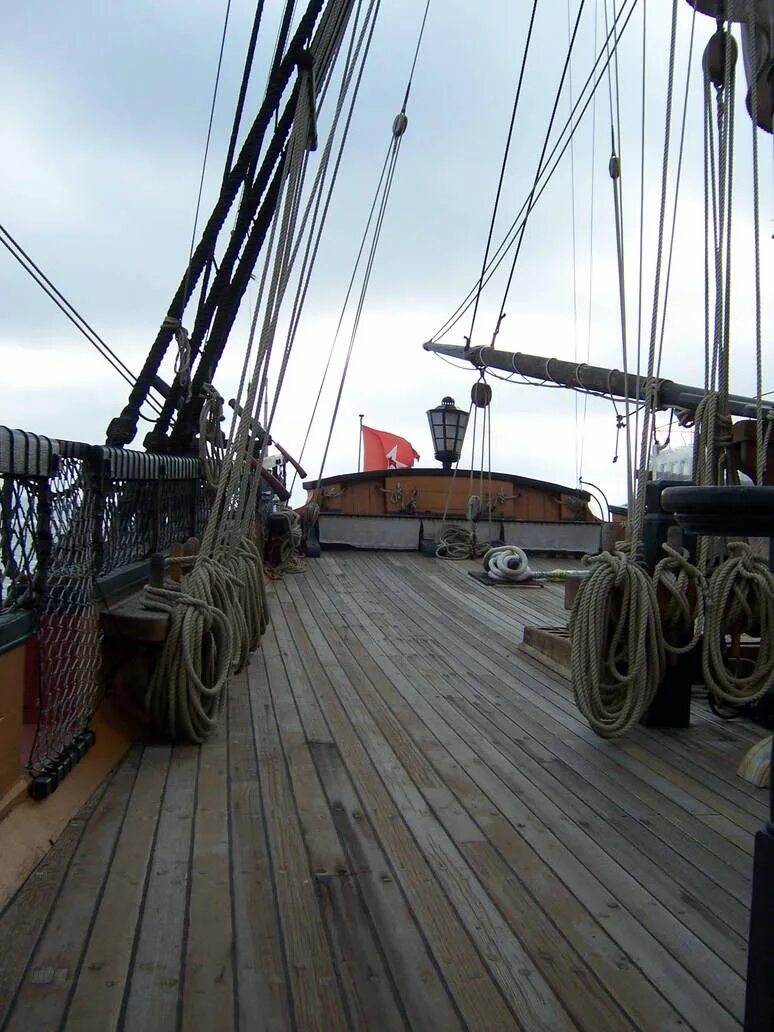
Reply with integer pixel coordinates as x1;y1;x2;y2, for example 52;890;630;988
4;747;142;1031
0;550;764;1031
305;556;746;1027
66;744;170;1031
0;776;109;1028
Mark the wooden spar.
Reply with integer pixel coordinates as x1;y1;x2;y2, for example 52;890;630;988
422;341;774;420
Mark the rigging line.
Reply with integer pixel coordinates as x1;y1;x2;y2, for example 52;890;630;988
654;3;698;383
0;225;163;413
224;1;267;181
749;11;763;485
267;0;378;437
433;0;634;344
194;0;268;328
580;0;600;485
495;0;588;326
283;5;383;490
430;0;638;343
181;0;234;313
633;0;679;547
293;137;394;482
568;0;580;483
466;0;539;348
314;137;404;487
634;0;647;469
290;0;430;484
400;0;431;112
603;0;633;507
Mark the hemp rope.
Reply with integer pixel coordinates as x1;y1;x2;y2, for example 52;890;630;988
571;547;665;739
701;541;774;705
652;543;707;655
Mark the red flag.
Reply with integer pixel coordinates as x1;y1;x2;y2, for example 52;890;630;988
362;425;420;471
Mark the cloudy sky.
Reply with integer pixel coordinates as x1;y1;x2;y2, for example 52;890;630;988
1;1;771;508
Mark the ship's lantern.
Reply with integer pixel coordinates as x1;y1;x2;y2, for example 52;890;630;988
426;396;469;472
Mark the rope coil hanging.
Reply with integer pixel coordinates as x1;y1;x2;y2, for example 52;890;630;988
701;541;774;705
571;547;666;738
652;543;707;654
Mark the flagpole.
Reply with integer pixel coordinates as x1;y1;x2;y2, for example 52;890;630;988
358;414;364;472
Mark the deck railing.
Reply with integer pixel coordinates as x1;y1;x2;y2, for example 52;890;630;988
0;426;210;775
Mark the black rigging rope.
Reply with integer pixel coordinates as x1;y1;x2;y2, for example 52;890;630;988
195;0;268;329
467;0;539;349
183;0;234;310
429;0;638;345
401;0;431;112
0;222;163;414
494;0;587;328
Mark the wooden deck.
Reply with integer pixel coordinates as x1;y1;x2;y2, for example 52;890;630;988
0;550;767;1030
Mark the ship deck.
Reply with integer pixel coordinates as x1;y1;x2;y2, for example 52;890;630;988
0;550;766;1030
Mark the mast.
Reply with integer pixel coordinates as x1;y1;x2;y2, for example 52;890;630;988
422;341;774;420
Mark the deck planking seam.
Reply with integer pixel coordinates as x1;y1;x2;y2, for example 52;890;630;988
301;569;734;1027
262;622;408;1031
181;712;235;1031
285;575;649;1032
269;589;528;1030
253;645;350;1032
228;669;294;1031
65;744;172;1031
0;774;112;1029
317;557;747;1023
268;580;524;1030
270;590;468;1031
119;744;199;1032
178;745;203;1032
4;746;143;1032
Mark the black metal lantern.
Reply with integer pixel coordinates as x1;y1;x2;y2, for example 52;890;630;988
426;396;469;471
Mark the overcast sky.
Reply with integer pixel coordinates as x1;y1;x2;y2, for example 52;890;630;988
1;1;771;508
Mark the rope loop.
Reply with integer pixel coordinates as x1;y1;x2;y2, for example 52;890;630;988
435;524;487;560
571;546;665;739
652;543;707;654
701;541;774;704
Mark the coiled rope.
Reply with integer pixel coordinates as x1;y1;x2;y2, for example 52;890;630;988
435;524;487;560
702;541;774;705
264;509;308;580
571;547;665;739
652;543;707;655
143;557;241;743
482;545;533;582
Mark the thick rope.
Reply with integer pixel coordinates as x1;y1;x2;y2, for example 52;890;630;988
264;509;308;579
435;524;487;560
570;547;665;739
652;543;707;654
482;545;533;582
702;541;774;705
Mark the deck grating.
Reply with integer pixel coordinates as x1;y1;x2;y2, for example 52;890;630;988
0;550;765;1030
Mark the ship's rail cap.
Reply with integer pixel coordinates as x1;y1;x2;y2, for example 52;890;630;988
0;426;58;477
92;446;203;481
0;428;205;481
